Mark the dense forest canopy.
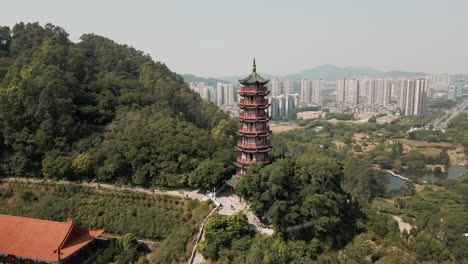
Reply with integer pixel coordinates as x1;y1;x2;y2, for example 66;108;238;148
0;22;237;187
237;153;365;247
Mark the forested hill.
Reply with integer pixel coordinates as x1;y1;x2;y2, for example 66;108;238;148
181;74;229;86
0;22;237;187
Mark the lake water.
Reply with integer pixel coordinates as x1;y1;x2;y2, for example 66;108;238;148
382;166;467;190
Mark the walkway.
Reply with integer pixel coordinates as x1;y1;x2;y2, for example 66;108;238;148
4;177;206;200
386;170;412;182
392;215;414;233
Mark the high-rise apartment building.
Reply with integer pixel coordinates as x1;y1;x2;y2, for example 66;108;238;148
347;77;360;105
401;77;428;115
336;78;346;103
396;79;409;109
271;79;294;96
216;83;237;105
368;78;391;105
283;79;294;95
447;80;464;100
447;85;458;100
189;82;213;102
453;80;464;97
189;82;237;106
271;79;283;96
336;77;359;105
300;79;322;106
270;94;299;118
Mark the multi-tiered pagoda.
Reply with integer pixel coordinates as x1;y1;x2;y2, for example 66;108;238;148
234;60;272;179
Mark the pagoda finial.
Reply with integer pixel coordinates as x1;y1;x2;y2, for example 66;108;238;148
253;58;256;73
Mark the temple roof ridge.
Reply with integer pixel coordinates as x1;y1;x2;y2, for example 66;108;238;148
239;59;270;85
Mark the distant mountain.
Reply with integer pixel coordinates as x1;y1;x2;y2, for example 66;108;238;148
209;65;426;82
285;65;426;81
181;74;230;86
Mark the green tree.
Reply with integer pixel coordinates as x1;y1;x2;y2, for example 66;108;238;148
189;159;227;190
409;232;447;263
238;154;364;247
438;148;450;167
41;153;73;180
122;233;138;251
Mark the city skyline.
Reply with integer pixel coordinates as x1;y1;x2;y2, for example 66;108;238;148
2;0;468;77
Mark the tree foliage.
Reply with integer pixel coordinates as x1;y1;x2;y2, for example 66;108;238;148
0;22;235;188
237;153;365;247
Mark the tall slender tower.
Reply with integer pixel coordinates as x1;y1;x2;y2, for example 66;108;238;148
235;60;272;179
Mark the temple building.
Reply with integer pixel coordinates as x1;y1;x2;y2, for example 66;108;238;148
0;214;104;264
233;60;272;180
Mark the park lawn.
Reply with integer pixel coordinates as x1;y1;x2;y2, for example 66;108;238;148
417;147;442;157
398;139;452;148
270;125;304;133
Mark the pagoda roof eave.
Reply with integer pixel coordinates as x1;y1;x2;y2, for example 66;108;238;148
234;162;250;168
236;131;272;137
235;146;272;153
238;72;269;85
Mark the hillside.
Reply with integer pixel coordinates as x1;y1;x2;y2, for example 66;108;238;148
0;22;237;188
181;74;229;86
0;180;213;263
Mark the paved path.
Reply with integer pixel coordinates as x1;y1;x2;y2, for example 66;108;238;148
392;215;414;233
387;170;412;182
5;177;206;200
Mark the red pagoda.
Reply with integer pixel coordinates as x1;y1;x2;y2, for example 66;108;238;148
234;60;272;178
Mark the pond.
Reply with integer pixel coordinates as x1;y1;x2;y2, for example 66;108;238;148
382;166;467;191
381;173;407;190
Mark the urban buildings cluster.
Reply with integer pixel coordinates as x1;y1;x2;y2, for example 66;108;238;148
430;73;467;99
188;82;238;106
269;79;300;118
447;80;465;100
269;78;324;118
188;82;240;116
189;72;465;119
328;77;429;116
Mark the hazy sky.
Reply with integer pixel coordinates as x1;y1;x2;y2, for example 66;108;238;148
2;0;468;77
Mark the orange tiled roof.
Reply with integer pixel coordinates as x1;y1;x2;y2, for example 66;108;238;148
0;214;104;262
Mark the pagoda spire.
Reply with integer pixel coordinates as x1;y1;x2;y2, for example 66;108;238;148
253;58;256;73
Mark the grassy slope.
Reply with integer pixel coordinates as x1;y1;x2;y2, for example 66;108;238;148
0;181;213;263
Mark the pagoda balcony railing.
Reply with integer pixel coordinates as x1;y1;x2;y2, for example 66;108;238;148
237;141;270;149
239;99;269;106
236;156;271;165
239;112;268;119
240;86;268;93
238;126;270;134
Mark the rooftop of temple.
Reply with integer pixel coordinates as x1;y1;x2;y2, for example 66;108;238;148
239;59;270;85
0;214;104;262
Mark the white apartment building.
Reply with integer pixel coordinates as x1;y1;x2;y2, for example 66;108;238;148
336;77;359;105
271;79;294;96
368;78;391;106
269;94;300;118
189;82;237;106
401;77;428;115
300;79;322;106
